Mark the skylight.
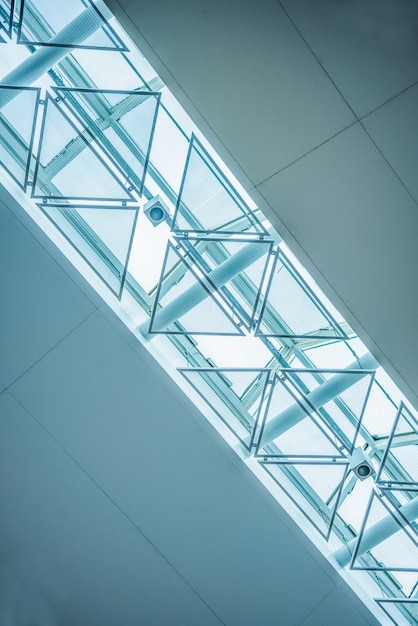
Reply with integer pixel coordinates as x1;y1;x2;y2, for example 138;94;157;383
0;2;417;624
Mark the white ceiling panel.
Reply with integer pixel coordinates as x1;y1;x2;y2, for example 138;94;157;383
108;0;355;186
279;0;418;118
0;391;222;626
362;83;418;204
256;122;418;408
0;189;96;388
10;307;379;625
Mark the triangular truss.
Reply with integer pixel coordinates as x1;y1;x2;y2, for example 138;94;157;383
37;202;138;298
351;488;418;572
53;88;161;196
375;598;418;626
255;249;348;340
0;86;40;190
172;134;268;235
17;0;127;51
173;235;274;331
32;94;133;202
376;402;418;488
255;368;373;459
148;241;245;335
261;460;349;540
284;368;375;454
257;374;346;459
178;368;270;450
0;0;14;39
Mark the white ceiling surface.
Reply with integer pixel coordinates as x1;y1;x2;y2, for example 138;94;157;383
0;195;382;624
106;0;418;412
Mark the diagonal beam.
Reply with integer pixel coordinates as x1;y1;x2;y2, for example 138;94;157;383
334;495;418;567
0;5;102;99
259;352;377;448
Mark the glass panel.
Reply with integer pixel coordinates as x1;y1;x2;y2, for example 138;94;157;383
38;203;138;297
261;461;349;539
33;95;133;201
377;403;418;487
176;236;273;331
179;368;269;450
0;86;39;189
376;599;418;626
0;0;14;38
173;135;267;234
148;242;244;335
256;373;347;459
17;0;127;50
351;489;418;575
256;250;347;339
55;88;160;196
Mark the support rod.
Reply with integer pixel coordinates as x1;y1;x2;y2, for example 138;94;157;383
0;5;102;105
139;239;274;337
334;495;418;567
260;352;378;447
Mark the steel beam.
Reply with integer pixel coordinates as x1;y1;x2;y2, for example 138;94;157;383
0;6;102;104
139;238;275;337
335;495;418;567
259;352;377;447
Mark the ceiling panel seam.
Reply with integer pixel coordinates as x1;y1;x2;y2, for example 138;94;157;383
358;120;418;208
276;0;360;121
250;121;358;188
3;308;98;391
4;387;227;626
358;80;418;122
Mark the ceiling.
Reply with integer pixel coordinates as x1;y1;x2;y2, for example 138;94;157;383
0;185;381;624
106;0;418;413
1;0;417;623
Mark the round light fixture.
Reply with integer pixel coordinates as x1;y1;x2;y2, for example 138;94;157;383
348;447;375;481
356;464;372;478
143;195;169;226
149;206;165;222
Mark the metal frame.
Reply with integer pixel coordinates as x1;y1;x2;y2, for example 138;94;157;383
375;598;418;626
0;85;40;190
0;0;14;39
260;459;349;540
255;248;348;339
178;367;271;451
32;93;135;202
172;133;269;235
36;202;139;299
350;487;418;573
376;401;418;488
255;367;374;459
0;4;415;606
53;87;161;197
174;234;274;332
17;0;128;51
148;240;245;336
255;371;348;460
